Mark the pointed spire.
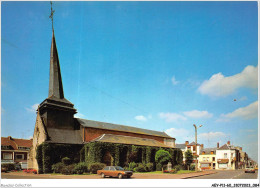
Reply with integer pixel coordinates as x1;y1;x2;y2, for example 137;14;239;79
48;31;64;99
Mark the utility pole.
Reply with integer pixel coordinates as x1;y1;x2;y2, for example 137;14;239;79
193;124;202;171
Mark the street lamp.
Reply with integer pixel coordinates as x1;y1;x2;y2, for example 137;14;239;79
193;124;203;171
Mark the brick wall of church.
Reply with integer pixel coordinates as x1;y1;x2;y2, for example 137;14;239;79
83;127;165;143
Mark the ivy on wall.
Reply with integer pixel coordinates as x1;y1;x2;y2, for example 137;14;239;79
36;142;183;173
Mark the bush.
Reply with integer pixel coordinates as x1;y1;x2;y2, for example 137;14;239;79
145;163;153;172
61;164;75;175
155;150;171;165
128;162;137;171
156;163;162;171
74;162;88;174
174;164;182;172
2;163;15;171
190;164;195;171
62;157;71;165
89;163;106;174
135;163;146;172
52;162;64;173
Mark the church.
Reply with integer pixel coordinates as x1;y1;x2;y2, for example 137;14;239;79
28;29;180;173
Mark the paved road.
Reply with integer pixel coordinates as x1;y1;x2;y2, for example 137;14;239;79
190;170;258;179
2;170;257;179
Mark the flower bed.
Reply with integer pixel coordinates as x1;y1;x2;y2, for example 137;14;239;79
23;169;37;174
163;170;175;174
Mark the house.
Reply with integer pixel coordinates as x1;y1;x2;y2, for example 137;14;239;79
198;146;217;170
1;136;32;169
28;30;180;172
176;141;203;165
216;141;239;170
234;146;248;169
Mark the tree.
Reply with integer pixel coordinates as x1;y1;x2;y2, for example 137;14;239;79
184;150;193;170
155;149;171;166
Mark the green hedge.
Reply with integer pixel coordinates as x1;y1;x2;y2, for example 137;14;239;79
36;142;82;174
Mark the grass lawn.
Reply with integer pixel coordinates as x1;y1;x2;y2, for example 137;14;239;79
134;171;163;174
176;170;196;174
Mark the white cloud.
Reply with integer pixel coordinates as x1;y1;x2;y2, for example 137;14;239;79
75;113;85;119
199;132;227;140
198;65;258;97
220;101;258;120
171;76;179;85
165;127;190;139
183;110;213;118
135;115;147;122
25;104;39;113
159;112;187;122
159;110;213;123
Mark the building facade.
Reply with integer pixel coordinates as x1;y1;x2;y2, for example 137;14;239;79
1;136;32;169
198;147;217;170
216;141;239;170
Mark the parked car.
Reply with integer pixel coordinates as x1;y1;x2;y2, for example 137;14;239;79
97;166;133;179
245;167;255;173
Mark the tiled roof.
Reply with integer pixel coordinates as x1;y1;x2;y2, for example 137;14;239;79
1;137;32;150
176;144;186;150
217;144;236;150
90;134;172;148
77;118;173;139
200;147;217;154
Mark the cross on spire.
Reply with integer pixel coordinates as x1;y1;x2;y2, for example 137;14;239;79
49;1;55;31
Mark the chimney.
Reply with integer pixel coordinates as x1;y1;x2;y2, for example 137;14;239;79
227;141;230;145
217;142;219;148
240;147;242;151
8;136;13;140
185;141;189;145
202;151;205;155
201;144;204;149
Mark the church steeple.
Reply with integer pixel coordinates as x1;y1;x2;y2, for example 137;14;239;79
38;2;77;130
48;31;64;99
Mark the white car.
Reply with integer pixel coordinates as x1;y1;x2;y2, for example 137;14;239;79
245;167;255;173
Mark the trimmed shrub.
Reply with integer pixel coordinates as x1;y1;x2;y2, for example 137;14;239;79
62;157;71;165
2;163;15;171
51;162;64;173
61;164;75;175
135;163;146;172
156;163;162;171
145;163;153;172
89;163;106;174
128;162;137;171
155;150;171;165
190;164;195;171
74;162;88;174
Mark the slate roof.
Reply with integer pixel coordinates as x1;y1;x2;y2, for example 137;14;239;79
217;144;236;150
176;144;186;150
200;147;217;154
90;134;172;148
46;128;83;144
187;141;201;146
1;137;32;150
77;118;173;139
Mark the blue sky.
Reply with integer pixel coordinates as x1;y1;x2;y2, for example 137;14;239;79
1;1;258;161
